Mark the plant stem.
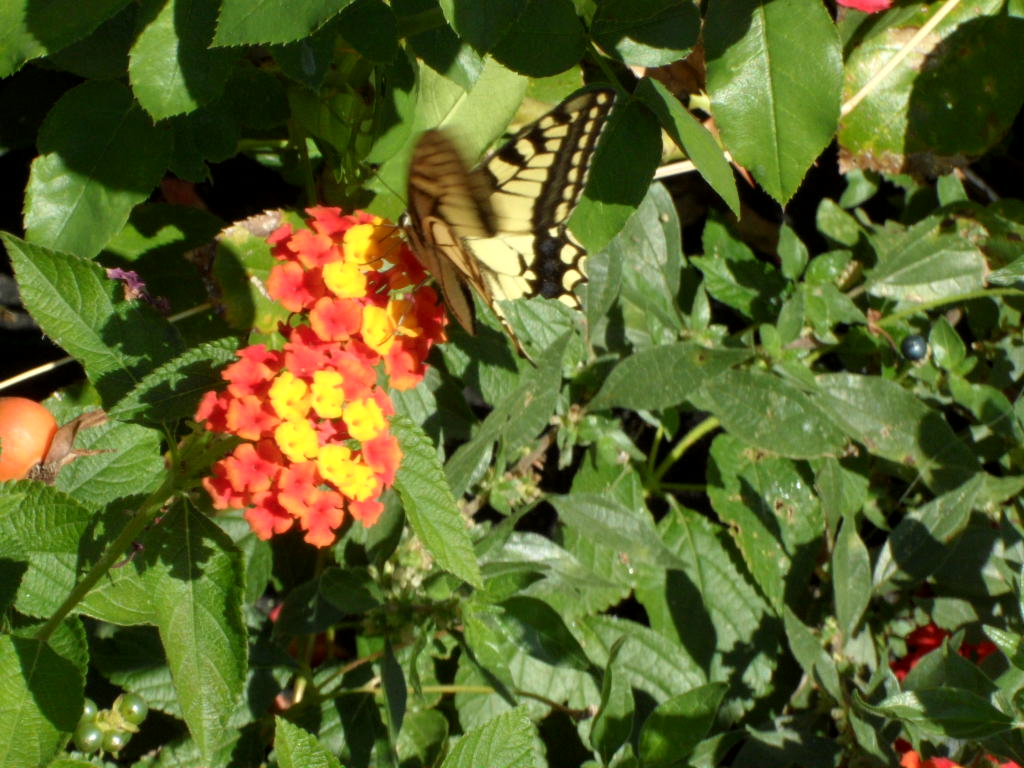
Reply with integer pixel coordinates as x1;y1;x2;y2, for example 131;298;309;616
34;474;176;643
651;415;720;485
292;547;331;704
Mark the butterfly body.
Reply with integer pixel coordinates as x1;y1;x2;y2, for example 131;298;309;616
405;88;616;352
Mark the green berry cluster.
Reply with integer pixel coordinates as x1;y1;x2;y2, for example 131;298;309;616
72;693;148;756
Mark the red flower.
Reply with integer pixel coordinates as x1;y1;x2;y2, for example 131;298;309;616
223;345;279;398
195;391;229;432
225;395;279;441
363;431;401;486
246;491;294;539
307;205;352;238
837;0;891;11
287;228;339;269
276;461;321;519
296;489;346;547
349;498;384;526
310;296;363;341
891;622;1001;682
222;442;281;494
267;261;325;312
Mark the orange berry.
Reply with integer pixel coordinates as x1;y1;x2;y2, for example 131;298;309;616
0;397;58;481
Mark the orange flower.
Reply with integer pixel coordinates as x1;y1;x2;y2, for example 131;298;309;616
196;206;446;546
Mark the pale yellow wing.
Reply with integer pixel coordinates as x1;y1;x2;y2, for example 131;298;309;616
405;87;615;345
470;88;615;308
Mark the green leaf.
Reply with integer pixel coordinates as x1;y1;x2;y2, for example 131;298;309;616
840;7;1024;170
635;78;739;215
812;373;978;494
0;0;132;76
707;435;825;612
693;369;848;459
129;0;242;119
103;202;224;262
461;602;516;691
365;58;527;220
392;2;482;95
691;217;787;322
53;418;165;509
638;683;727;768
833;516;871;640
635;505;777;719
0;635;83;766
590;637;633;763
167;100;243;180
704;0;841;204
929;316;967;372
319;568;382;615
0;482;102;618
392;416;483;588
590;342;749;412
873;475;981;591
783;608;842;702
592;0;699;67
211;211;293;333
4;235;184;406
147;505;247;762
271;20;337;89
800;282;865;344
439;0;528;53
492;0;586;77
570;99;660;256
552;493;684;571
273;578;346;637
338;0;398;64
816;198;862;247
778;224;809;280
865;215;986;303
396;709;449;767
484;531;626;619
496;596;591;670
599;183;685;348
444;334;568;497
381;641;407;740
984;625;1024;671
213;0;354;45
577;615;706;701
415;51;528;165
23;80;173;258
275;717;344;768
107;339;240;424
863;688;1014;739
46;4;137;79
439;708;535;768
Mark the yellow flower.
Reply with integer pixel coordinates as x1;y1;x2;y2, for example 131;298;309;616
268;371;310;421
310;370;345;418
343;222;387;265
318;444;377;500
323;260;367;299
388;298;422;339
361;304;395;354
344;397;386;442
274;419;319;463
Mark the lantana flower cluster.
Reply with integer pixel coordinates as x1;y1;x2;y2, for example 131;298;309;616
196;206;446;547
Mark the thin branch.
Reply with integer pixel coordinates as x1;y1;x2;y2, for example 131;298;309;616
840;0;961;118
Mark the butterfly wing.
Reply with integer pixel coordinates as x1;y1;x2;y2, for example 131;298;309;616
406;129;494;334
405;87;615;345
469;88;616;310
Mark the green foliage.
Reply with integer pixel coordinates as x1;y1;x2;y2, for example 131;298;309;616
1;0;1023;767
